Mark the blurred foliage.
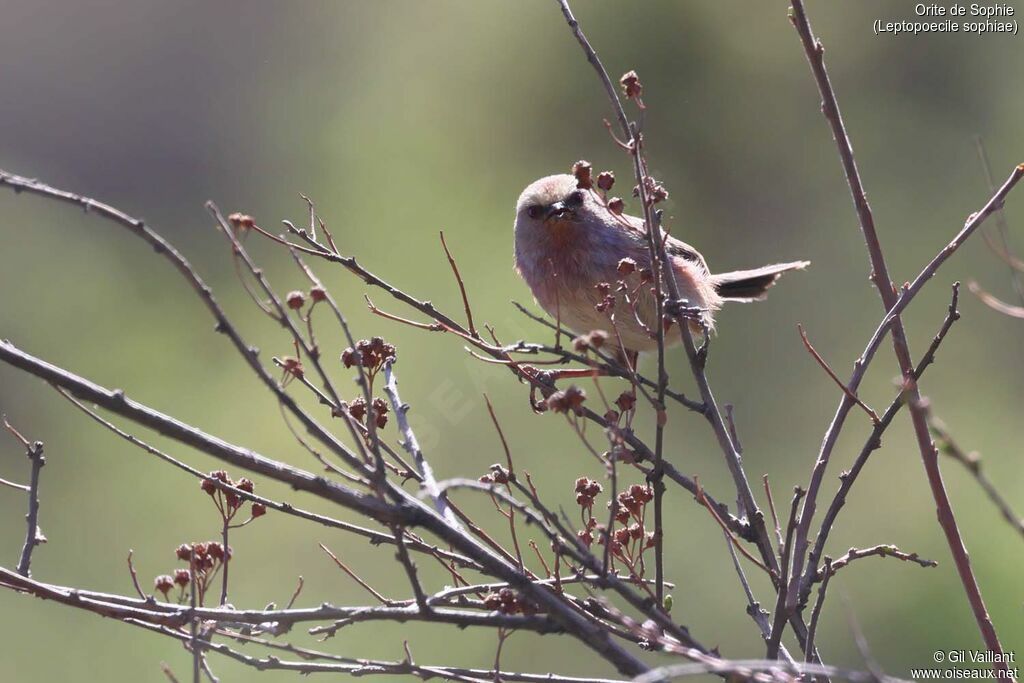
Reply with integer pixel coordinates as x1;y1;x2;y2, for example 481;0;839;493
1;1;1022;680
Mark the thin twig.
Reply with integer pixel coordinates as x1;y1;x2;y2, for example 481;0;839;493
797;325;878;424
440;231;478;338
319;544;391;605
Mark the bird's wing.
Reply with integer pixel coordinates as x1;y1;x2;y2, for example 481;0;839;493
621;213;710;275
664;235;710;275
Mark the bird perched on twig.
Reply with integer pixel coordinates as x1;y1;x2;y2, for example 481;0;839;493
514;173;808;358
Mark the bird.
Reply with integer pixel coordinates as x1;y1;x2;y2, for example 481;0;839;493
513;173;808;358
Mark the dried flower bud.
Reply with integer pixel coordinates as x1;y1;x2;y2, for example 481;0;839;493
546;385;587;415
309;285;328;302
228;213;255;230
483;592;503;611
173;568;191;587
281;356;304;380
595;282;611;297
193;542;209;558
572;160;593;189
251;503;267;518
349;397;367;422
208;542;225;560
614;527;632;545
615;391;636;413
597;171;615;192
236;478;254;494
617;258;637;276
286;291;306;310
577;529;594;547
372;397;389;429
154;574;174;597
620;70;643;100
489;464;510;485
607;197;624;215
572;330;608;352
200;478;217;496
175;544;193;561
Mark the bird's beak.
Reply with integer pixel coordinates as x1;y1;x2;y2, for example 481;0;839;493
545;201;571;222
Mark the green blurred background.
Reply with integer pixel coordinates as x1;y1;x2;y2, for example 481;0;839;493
1;1;1022;680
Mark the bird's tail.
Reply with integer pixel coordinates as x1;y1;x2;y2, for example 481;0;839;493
711;261;810;302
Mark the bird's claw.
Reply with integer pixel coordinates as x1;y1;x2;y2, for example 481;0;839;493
664;298;703;321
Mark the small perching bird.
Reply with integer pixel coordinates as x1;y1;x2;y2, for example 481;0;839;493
514;173;808;356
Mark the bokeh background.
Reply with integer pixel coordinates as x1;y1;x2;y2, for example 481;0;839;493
1;1;1022;680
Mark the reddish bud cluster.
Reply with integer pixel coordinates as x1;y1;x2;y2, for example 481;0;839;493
572;330;608;352
348;396;389;429
341;337;396;372
546;385;587;415
619;70;643;100
480;463;510;485
483;588;537;615
571;160;593;190
159;540;233;605
200;470;266;525
613;484;653;524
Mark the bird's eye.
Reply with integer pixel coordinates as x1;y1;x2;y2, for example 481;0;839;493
565;190;584;208
526;205;544;219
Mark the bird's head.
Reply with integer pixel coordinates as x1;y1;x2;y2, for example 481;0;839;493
514;174;595;231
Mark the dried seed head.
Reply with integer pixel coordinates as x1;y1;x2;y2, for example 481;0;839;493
489;464;510;485
348;397;367;422
251;503;267;518
572;330;608;352
546;385;587;415
173;568;191;587
620;70;643;100
154;574;174;597
572;160;593;190
286;291;306;310
309;285;328;303
597;171;615;192
617;258;637;276
175;544;193;562
607;197;624;215
615;391;636;413
228;213;255;230
371;397;389;429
